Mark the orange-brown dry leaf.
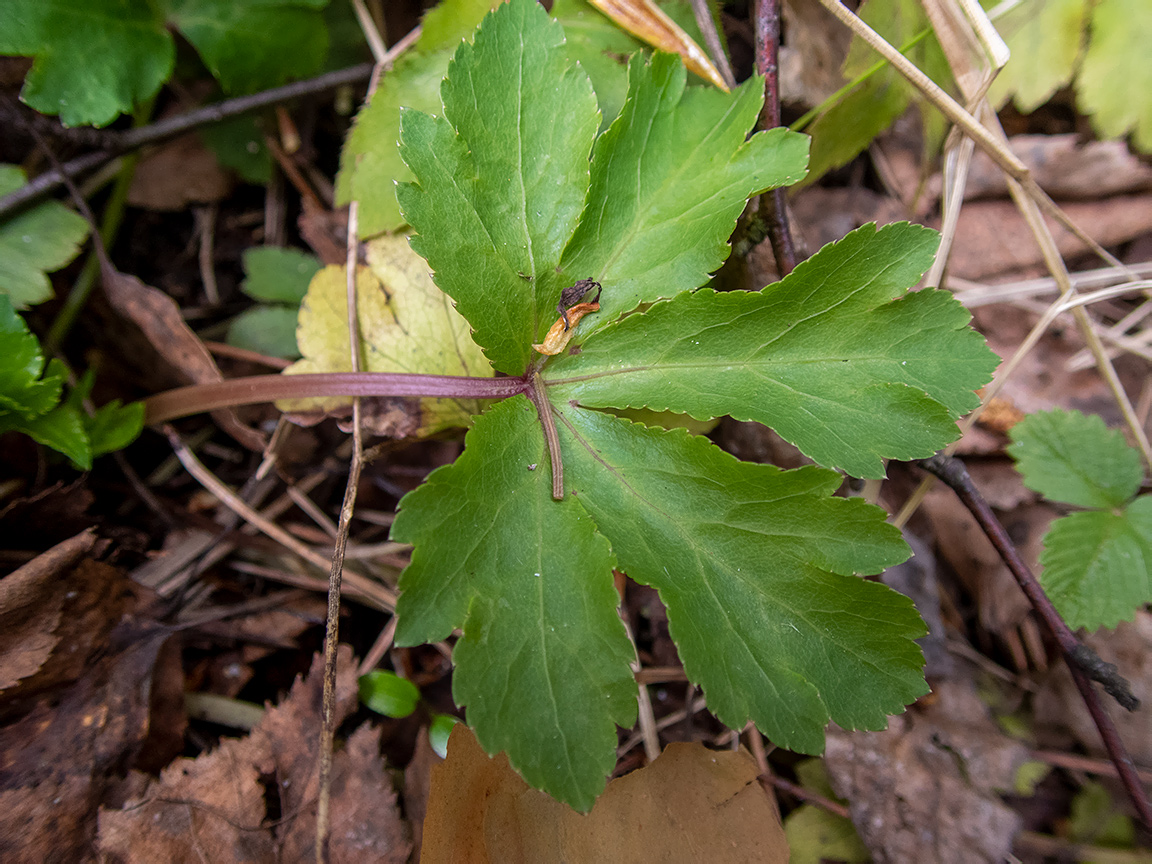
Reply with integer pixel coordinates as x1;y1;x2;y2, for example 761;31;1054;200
531;302;600;355
127;134;233;211
588;0;729;91
422;724;788;864
97;647;411;864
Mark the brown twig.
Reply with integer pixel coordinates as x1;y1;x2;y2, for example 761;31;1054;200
0;63;376;220
752;0;799;277
765;775;851;820
918;453;1151;829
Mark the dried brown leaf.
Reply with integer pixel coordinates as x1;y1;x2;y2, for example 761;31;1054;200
423;724;788;863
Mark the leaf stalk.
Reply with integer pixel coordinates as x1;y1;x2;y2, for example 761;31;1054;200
530;371;564;500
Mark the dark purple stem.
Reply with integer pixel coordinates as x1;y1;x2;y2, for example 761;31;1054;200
144;372;529;425
753;0;799;277
919;454;1151;829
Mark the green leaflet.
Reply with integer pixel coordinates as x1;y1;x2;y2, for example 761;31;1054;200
548;223;999;478
988;0;1087;113
391;396;638;811
1007;409;1142;510
398;0;600;374
1077;0;1152;151
556;407;927;753
560;54;808;331
0;165;90;309
1009;408;1152;629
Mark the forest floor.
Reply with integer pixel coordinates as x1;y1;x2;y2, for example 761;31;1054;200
2;3;1152;862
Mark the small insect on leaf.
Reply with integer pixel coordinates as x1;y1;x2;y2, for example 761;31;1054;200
533;301;601;355
557;278;602;330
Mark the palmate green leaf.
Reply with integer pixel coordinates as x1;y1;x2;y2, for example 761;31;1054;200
556;408;927;753
0;165;90;309
391;396;638;811
549;222;999;478
1007;409;1143;509
397;0;808;374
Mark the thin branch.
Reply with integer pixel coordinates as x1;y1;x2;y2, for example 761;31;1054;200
144;372;529;425
918;454;1151;830
753;0;799;276
689;0;736;89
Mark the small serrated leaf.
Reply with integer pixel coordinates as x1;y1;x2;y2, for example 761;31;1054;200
1039;499;1152;630
988;0;1088;113
1008;409;1143;509
1077;0;1152;152
0;165;90;308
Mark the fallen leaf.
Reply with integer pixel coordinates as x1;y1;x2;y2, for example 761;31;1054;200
422;724;788;863
825;678;1028;864
103;267;264;449
0;619;171;864
281;234;493;437
97;647;410;864
127;134;233;211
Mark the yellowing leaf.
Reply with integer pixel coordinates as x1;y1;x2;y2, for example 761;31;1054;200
281;235;492;435
587;0;728;91
1077;0;1152;151
988;0;1088;113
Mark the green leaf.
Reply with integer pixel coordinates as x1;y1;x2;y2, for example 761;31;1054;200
85;399;144;458
0;165;90;308
391;396;638;811
550;0;642;131
0;294;63;418
398;0;602;375
1007;409;1143;509
988;0;1088;113
0;0;174;127
335;0;499;236
803;0;951;182
227;306;301;359
549;223;998;478
559;54;808;333
556;407;927;753
164;0;329;94
6;400;91;469
359;670;421;719
282;236;492;435
241;246;322;304
784;805;870;864
1039;499;1152;630
428;713;459;758
199;115;273;184
1077;0;1152;152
